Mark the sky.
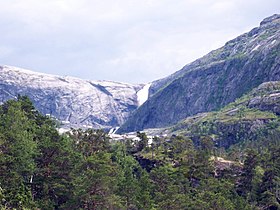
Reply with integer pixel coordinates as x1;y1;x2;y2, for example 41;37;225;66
0;0;279;84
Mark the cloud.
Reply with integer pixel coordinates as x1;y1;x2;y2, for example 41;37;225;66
0;0;279;83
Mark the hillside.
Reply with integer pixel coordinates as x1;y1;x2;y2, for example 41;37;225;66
168;81;280;148
119;14;280;133
1;96;279;209
0;65;145;129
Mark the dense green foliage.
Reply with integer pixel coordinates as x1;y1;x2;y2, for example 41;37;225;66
0;97;279;209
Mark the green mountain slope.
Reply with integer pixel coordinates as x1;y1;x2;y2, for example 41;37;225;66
167;81;280;148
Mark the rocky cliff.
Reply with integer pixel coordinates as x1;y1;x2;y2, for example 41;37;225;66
0;65;144;129
169;81;280;148
118;14;280;133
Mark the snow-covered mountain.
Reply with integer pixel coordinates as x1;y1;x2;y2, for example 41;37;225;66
0;65;147;129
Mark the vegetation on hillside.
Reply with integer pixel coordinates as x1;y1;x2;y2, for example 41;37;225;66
0;97;279;209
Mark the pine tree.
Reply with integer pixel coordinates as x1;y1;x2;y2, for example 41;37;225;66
236;149;259;200
136;131;148;152
69;129;121;209
0;99;38;209
258;146;280;209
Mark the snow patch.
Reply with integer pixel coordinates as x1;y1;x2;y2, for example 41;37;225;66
61;120;70;124
271;40;276;45
252;44;260;52
109;127;120;135
269;93;280;97
137;83;151;106
58;128;70;134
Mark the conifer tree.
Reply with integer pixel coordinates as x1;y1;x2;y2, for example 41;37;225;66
0;99;37;209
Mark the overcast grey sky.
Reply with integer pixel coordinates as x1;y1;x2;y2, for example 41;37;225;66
0;0;279;83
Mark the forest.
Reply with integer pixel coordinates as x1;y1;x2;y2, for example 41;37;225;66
0;97;279;209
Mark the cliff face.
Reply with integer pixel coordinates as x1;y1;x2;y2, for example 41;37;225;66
119;14;280;133
247;82;280;114
0;65;144;129
169;81;280;148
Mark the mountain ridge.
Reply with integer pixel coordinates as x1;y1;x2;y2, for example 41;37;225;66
118;14;280;133
1;14;279;132
149;14;280;97
0;65;147;129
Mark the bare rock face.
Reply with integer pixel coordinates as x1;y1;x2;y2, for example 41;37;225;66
119;14;280;133
0;65;144;129
159;81;280;149
248;81;280;115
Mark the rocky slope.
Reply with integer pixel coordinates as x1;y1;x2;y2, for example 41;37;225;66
136;81;280;148
118;14;280;133
0;65;145;129
168;81;280;148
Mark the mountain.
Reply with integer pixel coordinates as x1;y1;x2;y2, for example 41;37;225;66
118;14;280;133
0;65;146;129
169;81;280;148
